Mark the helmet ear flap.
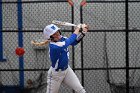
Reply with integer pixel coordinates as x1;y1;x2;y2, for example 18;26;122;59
50;31;61;41
50;36;54;41
59;30;61;35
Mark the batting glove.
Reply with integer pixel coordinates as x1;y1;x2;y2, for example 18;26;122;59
82;24;88;33
76;24;82;29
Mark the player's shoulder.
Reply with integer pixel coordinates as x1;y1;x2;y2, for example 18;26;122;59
49;36;68;48
50;41;65;48
63;36;68;39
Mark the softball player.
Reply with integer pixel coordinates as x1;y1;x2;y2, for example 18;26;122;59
32;23;88;93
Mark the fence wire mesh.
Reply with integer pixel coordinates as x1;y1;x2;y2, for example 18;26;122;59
81;0;140;93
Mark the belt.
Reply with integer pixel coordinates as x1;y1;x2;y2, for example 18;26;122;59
55;66;68;71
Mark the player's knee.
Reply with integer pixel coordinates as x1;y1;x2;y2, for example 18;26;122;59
77;88;86;93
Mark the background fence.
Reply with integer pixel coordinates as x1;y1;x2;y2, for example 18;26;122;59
0;0;140;93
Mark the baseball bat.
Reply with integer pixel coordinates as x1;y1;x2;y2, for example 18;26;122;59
52;20;77;27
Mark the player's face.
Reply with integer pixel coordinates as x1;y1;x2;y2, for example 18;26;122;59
51;31;61;42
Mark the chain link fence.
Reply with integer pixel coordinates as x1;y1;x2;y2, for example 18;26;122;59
81;0;140;93
0;0;140;93
1;0;74;93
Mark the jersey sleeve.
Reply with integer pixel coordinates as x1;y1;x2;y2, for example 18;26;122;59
70;40;78;46
63;33;77;47
50;33;77;49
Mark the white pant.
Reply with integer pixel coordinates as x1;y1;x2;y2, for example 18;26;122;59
46;66;86;93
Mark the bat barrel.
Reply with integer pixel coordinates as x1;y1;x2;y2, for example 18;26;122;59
52;20;77;27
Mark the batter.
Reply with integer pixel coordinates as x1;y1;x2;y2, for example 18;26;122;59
43;23;88;93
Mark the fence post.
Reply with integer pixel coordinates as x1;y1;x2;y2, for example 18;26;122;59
125;0;129;93
17;0;24;88
0;0;6;62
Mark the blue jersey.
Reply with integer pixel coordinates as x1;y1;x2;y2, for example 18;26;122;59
49;33;78;69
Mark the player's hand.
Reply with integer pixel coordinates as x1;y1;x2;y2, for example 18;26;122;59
74;24;82;35
82;24;89;33
76;24;82;29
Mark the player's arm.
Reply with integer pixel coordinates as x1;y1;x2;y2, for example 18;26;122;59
49;25;81;49
71;24;89;45
52;24;88;48
58;24;81;48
